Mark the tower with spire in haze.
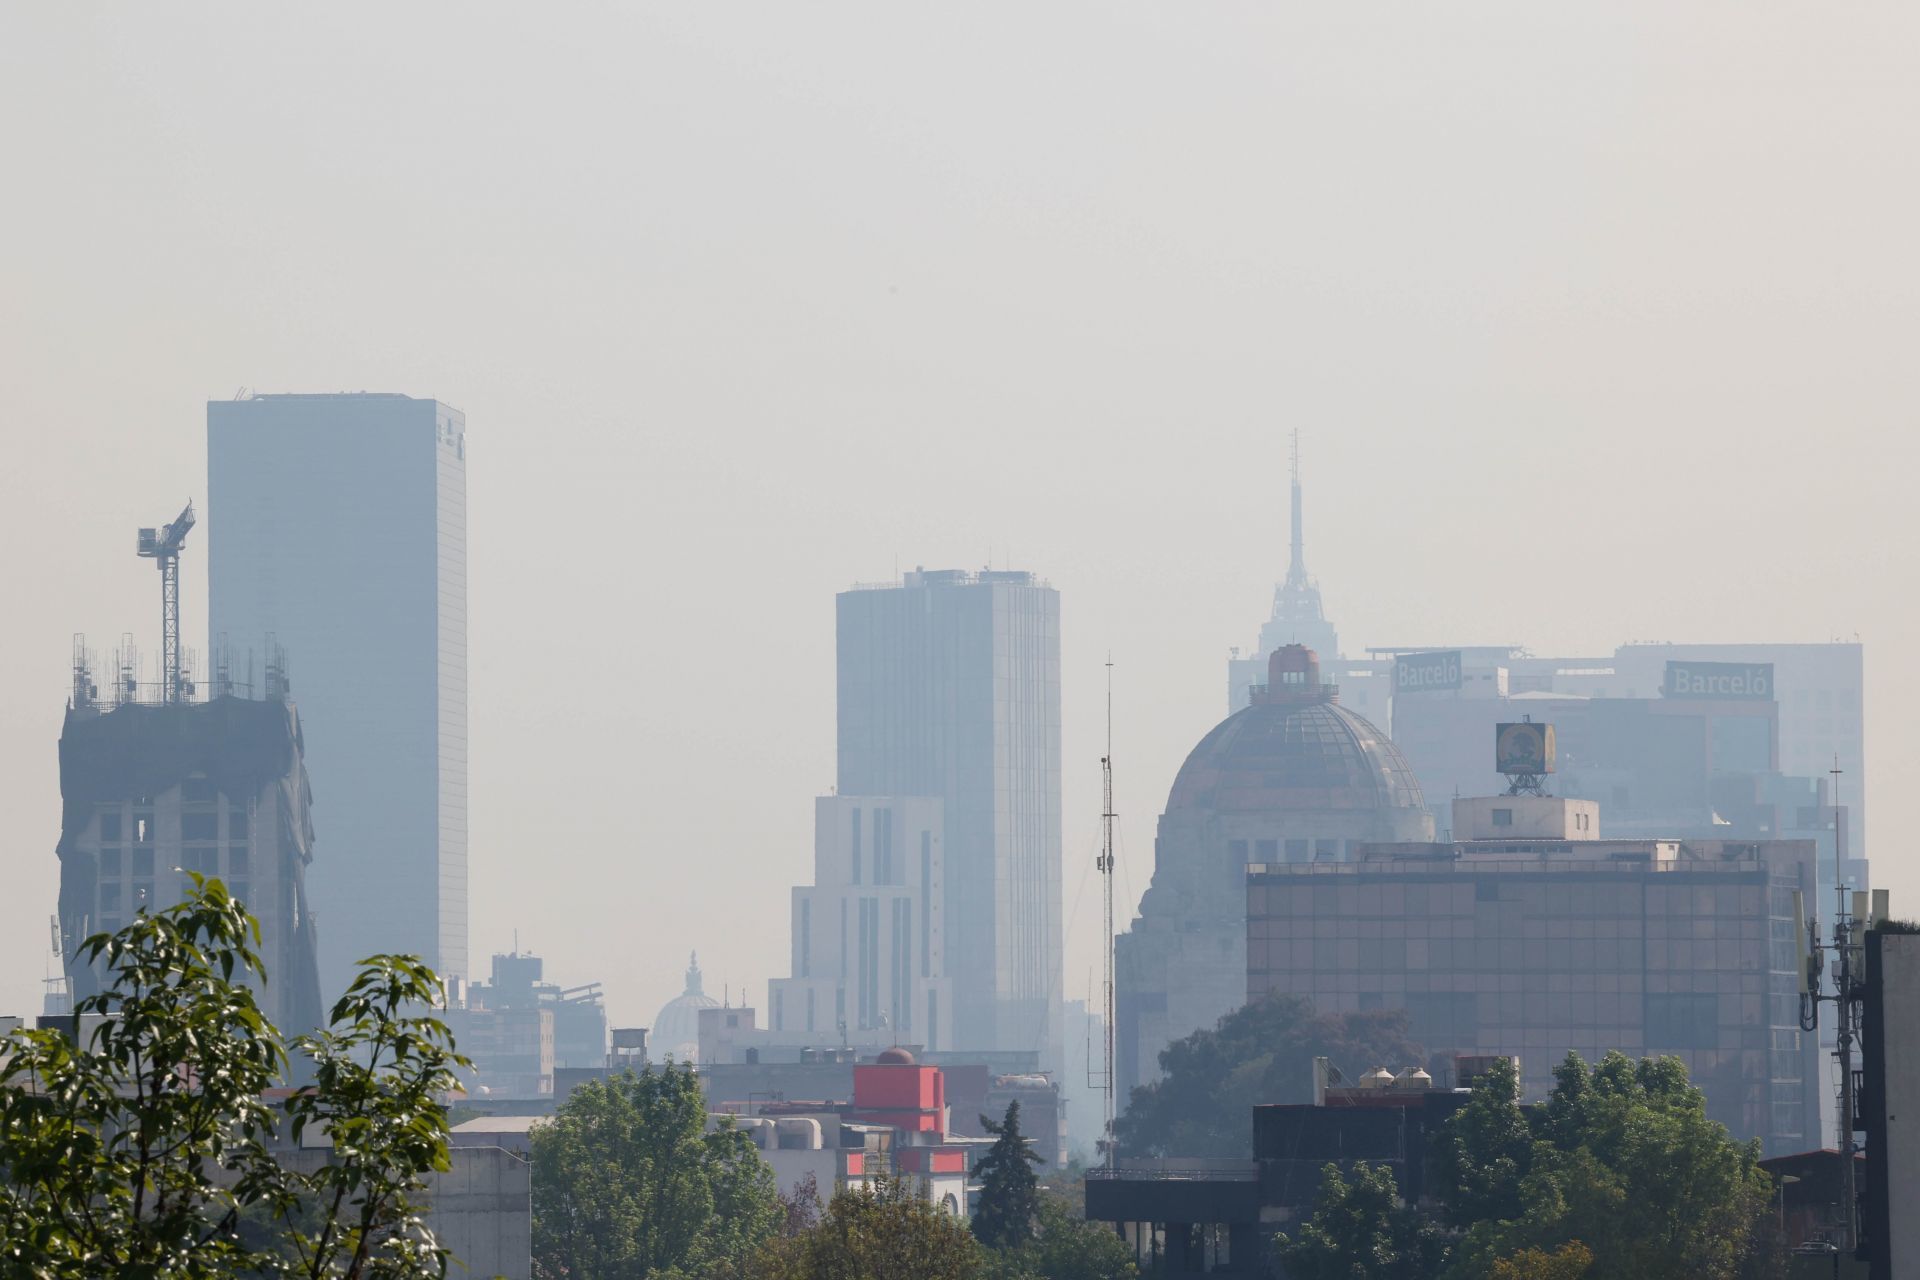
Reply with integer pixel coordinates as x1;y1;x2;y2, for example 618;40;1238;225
1228;432;1343;712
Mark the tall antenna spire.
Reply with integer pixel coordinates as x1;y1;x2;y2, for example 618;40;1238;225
1094;655;1117;1169
1287;430;1307;587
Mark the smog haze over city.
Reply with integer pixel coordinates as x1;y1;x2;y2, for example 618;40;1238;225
3;2;1916;1055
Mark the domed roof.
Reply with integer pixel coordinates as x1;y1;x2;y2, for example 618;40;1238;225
875;1046;916;1065
1167;645;1424;815
652;952;719;1064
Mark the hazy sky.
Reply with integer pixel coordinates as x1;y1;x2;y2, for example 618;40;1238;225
3;5;1916;1034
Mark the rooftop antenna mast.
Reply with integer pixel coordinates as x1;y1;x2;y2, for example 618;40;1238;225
137;501;196;703
1094;655;1118;1169
1798;757;1866;1258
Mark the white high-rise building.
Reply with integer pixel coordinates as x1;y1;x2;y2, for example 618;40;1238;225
207;392;467;999
769;796;954;1051
836;568;1061;1061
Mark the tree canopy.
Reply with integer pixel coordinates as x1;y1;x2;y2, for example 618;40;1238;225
530;1063;779;1279
745;1174;983;1280
1274;1161;1450;1280
1433;1052;1776;1280
0;877;468;1280
972;1101;1043;1251
1114;993;1422;1157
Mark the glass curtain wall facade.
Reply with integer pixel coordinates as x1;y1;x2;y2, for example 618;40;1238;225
1245;839;1822;1154
208;393;468;1000
836;570;1061;1062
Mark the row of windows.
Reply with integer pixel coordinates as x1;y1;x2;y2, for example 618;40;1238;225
98;806;249;843
1254;967;1772;996
1255;915;1764;941
1253;880;1772;918
1251;935;1769;974
98;845;249;879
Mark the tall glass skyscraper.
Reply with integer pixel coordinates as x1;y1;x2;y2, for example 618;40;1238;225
207;393;467;1000
836;569;1062;1062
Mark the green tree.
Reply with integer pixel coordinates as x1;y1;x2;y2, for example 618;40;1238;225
972;1102;1042;1250
981;1195;1136;1280
1114;993;1421;1157
1272;1161;1449;1280
0;877;469;1280
746;1174;983;1280
529;1063;779;1279
1429;1057;1532;1227
1488;1241;1592;1280
1437;1052;1775;1280
281;954;472;1279
0;878;290;1278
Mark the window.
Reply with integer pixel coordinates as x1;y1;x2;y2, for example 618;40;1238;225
227;846;250;876
1314;838;1339;861
98;810;122;843
131;849;154;879
800;899;812;978
134;815;152;845
875;808;894;886
182;812;218;841
851;809;863;885
1492;808;1514;828
99;848;122;878
182;776;218;804
228;807;249;840
920;832;932;978
1406;992;1477;1045
1645;993;1719;1050
99;882;122;913
1285;838;1310;863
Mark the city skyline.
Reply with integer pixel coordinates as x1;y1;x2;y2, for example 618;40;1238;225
3;4;1916;1040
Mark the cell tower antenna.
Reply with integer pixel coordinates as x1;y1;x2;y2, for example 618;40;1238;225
1799;757;1863;1255
136;500;196;703
1095;654;1118;1169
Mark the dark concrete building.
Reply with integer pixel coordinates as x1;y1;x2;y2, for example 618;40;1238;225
1086;1065;1483;1274
56;688;323;1037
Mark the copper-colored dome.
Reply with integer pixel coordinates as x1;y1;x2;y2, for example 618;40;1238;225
1167;645;1425;815
875;1046;916;1065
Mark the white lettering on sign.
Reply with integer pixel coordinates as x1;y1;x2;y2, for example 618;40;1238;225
1395;651;1462;693
1664;663;1773;700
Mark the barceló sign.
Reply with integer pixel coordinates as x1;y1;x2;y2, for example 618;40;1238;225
1663;661;1774;701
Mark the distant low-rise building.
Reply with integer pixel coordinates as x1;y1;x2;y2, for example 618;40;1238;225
448;950;608;1100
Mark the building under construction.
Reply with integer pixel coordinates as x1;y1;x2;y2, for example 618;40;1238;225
56;502;323;1037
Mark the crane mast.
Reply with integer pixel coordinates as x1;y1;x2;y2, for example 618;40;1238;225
137;501;195;703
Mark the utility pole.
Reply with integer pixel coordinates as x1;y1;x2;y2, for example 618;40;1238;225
1799;761;1864;1259
1096;656;1118;1169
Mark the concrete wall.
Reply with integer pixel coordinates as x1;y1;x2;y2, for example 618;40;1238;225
280;1145;528;1280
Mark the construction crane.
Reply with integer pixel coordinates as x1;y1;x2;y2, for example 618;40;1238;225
137;501;195;703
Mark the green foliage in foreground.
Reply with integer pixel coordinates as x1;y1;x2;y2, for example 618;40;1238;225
1433;1052;1776;1280
1273;1161;1450;1280
530;1064;780;1279
0;877;469;1280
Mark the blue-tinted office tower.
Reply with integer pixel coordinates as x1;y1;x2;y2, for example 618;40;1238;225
837;569;1061;1062
208;394;467;1001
